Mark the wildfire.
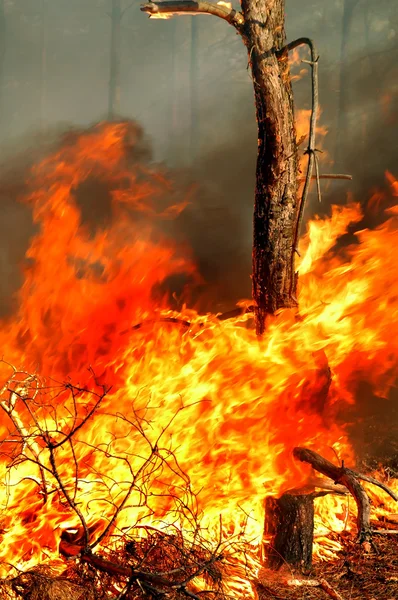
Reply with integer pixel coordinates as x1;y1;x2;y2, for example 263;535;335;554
0;122;397;593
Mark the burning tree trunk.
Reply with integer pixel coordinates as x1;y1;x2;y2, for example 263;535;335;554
241;0;299;334
140;1;320;335
263;449;398;572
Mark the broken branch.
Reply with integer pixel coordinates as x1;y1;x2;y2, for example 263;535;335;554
293;447;398;543
140;1;245;29
276;38;319;295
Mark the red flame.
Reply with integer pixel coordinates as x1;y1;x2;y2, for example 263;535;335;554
0;122;396;578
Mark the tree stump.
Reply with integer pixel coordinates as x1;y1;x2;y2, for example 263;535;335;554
264;493;315;572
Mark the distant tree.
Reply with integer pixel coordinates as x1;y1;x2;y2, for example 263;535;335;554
141;0;319;334
0;0;5;136
108;0;122;119
39;0;48;131
335;0;359;167
190;18;199;161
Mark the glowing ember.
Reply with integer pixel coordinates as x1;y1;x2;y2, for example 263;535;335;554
0;122;396;589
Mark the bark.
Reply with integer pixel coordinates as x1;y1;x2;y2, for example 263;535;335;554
264;493;315;572
141;1;299;334
240;0;299;334
108;0;122;120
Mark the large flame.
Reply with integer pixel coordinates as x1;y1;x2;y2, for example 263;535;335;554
0;122;396;583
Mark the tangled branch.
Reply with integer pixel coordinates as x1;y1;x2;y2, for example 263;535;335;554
0;364;247;600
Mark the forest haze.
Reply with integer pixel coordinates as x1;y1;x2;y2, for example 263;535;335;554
0;0;396;317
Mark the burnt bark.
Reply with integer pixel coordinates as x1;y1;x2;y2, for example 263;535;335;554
141;0;300;335
264;493;314;572
240;0;299;335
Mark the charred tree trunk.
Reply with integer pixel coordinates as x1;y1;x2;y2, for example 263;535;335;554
240;0;299;335
108;0;122;120
264;493;315;572
141;1;300;335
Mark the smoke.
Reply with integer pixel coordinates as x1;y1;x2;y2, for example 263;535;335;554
0;0;396;466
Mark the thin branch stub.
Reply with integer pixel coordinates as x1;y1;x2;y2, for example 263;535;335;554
140;1;245;29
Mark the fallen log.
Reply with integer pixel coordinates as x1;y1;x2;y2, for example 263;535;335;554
293;447;398;543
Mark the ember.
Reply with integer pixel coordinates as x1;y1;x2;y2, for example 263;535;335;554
0;122;397;598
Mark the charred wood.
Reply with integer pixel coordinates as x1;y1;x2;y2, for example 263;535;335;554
293;447;398;543
264;492;316;572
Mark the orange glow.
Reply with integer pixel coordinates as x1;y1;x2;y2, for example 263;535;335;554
0;123;396;589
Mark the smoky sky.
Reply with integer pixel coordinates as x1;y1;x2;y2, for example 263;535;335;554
0;0;396;298
0;1;396;465
0;0;396;315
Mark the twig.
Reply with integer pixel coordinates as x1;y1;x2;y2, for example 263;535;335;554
355;472;398;502
287;578;345;600
319;578;346;600
298;174;352;182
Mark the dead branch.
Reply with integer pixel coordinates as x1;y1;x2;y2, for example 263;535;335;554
287;577;345;600
276;38;320;291
293;447;398;543
140;1;245;30
129;305;254;332
307;476;348;494
355;471;398;502
319;578;346;600
298;174;353;182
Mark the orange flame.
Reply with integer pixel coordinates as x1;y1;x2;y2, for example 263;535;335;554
0;122;396;585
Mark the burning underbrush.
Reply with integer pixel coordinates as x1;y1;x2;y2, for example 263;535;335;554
0;121;397;599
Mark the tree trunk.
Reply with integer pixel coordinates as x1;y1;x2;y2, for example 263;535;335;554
240;0;299;335
108;0;122;120
140;0;300;334
264;493;315;572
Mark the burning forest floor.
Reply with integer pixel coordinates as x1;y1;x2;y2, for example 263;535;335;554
258;535;398;600
2;528;398;600
0;121;397;599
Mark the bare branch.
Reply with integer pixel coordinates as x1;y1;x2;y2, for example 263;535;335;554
298;174;353;182
276;38;320;292
140;1;245;30
293;447;398;543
